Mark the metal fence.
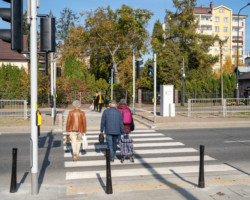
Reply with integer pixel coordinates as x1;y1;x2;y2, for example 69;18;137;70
0;100;28;119
142;91;160;104
188;98;250;117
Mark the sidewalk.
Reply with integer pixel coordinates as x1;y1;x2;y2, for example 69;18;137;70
1;107;250;134
1;175;250;199
134;108;250;130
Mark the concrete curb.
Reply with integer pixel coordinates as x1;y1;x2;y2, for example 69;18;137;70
133;116;155;129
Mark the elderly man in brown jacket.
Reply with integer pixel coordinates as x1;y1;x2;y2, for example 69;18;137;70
66;100;86;161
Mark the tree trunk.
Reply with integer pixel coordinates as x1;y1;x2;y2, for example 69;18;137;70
112;57;120;83
125;88;128;104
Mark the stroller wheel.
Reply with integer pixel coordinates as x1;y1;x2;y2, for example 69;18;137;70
121;156;124;163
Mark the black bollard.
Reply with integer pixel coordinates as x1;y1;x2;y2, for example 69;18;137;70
106;148;113;194
198;145;205;188
10;148;18;193
38;126;40;137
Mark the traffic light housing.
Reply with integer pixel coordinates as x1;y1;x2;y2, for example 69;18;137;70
50;95;54;108
40;17;56;52
56;67;61;77
0;0;23;52
136;60;143;78
148;64;153;77
38;53;48;75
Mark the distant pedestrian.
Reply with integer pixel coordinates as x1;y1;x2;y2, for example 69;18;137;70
97;91;104;112
66;100;86;161
117;99;134;139
100;100;125;162
93;93;98;112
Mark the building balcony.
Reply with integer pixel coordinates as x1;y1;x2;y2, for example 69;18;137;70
232;40;243;44
232;31;243;37
196;28;212;35
199;20;213;26
232;21;244;27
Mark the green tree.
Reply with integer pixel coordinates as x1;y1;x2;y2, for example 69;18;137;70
164;0;218;85
64;54;85;81
56;8;80;42
83;5;153;82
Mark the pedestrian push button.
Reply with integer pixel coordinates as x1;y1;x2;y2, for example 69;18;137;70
36;111;42;126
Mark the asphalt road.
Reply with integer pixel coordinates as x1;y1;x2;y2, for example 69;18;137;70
162;127;250;176
0;127;249;190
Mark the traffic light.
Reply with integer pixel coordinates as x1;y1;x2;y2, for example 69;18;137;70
0;0;23;52
136;60;143;78
38;53;48;75
50;95;54;108
56;67;61;77
40;17;56;52
148;64;153;77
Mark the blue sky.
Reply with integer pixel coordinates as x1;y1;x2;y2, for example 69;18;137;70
1;0;250;56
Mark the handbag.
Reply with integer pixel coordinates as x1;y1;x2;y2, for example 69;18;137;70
66;135;70;144
82;134;88;150
99;133;104;143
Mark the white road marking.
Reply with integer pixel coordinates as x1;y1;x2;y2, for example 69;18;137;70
64;148;198;157
66;164;235;180
65;155;215;167
224;140;250;143
63;129;156;135
63;137;173;144
63;133;164;139
64;142;184;151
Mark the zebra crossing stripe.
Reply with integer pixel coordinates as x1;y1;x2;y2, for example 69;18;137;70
63;137;173;144
63;148;198;158
65;164;235;180
63;133;164;140
62;129;156;135
63;142;184;151
64;155;215;167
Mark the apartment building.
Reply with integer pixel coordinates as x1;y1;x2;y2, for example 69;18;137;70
163;2;247;70
194;2;247;70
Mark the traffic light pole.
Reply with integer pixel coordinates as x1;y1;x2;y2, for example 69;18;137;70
111;62;114;100
51;52;54;125
132;47;136;114
30;0;38;195
53;60;56;120
153;53;157;123
181;58;185;106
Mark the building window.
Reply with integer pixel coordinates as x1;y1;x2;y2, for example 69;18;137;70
224;27;228;32
219;9;225;13
224;36;229;41
215;26;219;32
223;56;227;61
214;46;219;51
215;17;220;22
224;46;228;51
224;17;228;22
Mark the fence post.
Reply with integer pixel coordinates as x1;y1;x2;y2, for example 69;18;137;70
223;99;226;117
188;99;191;117
24;100;28;120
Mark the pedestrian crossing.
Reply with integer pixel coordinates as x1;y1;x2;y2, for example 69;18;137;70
63;129;236;181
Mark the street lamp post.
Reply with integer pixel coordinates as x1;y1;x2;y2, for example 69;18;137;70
236;3;250;99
